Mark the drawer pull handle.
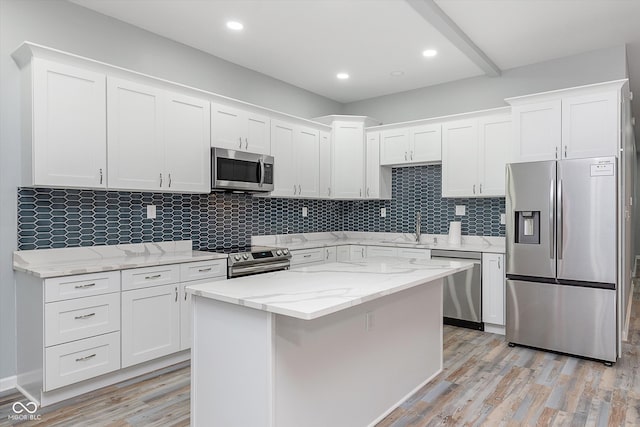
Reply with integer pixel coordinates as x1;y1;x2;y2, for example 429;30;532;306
145;274;162;280
303;254;312;258
184;292;188;301
74;313;96;320
175;287;178;302
75;353;96;362
74;283;96;289
198;267;212;272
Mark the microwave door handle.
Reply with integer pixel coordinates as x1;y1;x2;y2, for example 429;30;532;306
258;158;265;187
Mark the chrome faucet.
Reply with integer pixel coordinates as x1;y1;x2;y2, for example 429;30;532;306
415;211;421;242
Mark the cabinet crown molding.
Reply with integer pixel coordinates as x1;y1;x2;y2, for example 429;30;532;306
505;79;628;106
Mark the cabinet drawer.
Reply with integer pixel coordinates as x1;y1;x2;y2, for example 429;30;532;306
180;259;227;282
336;246;351;262
290;248;325;267
397;248;431;259
121;264;180;291
45;332;120;391
366;246;398;258
44;271;120;302
45;293;120;347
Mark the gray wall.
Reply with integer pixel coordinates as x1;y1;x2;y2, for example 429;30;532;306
0;0;341;381
343;46;628;124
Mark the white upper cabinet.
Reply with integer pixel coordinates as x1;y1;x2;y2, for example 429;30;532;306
442;111;511;198
511;100;562;162
332;121;366;199
478;114;512;197
28;58;107;189
211;102;270;154
163;92;211;193
319;131;332;198
562;91;619;159
107;77;165;191
108;77;211;193
442;119;478;197
380;123;441;166
270;119;319;198
380;128;409;165
296;126;320;198
508;80;625;163
365;132;391;199
411;124;442;163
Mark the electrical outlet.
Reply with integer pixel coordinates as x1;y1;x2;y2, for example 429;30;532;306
302;206;308;217
500;213;506;225
380;207;386;217
146;205;156;219
455;205;466;216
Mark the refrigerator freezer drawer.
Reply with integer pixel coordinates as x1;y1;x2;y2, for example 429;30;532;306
506;279;616;362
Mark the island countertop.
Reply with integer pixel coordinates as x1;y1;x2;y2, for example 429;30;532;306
187;256;472;320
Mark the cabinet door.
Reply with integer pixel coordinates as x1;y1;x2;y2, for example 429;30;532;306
32;59;107;188
482;253;505;326
349;245;367;260
319;131;332;198
296;126;320;198
511;100;561;162
325;246;337;263
562;91;619;159
442;119;478;197
121;284;180;367
332;122;365;198
107;77;164;191
211;103;244;150
164;92;211;193
365;132;381;198
270;120;296;197
478;114;511;197
410;124;441;163
246;112;271;154
336;246;351;261
380;129;409;165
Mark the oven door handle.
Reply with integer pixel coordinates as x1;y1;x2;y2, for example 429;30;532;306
229;259;290;278
258;158;265;187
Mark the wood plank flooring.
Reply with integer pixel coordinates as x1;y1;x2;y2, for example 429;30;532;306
1;284;639;426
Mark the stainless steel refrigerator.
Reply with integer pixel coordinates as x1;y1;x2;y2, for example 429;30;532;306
505;157;617;363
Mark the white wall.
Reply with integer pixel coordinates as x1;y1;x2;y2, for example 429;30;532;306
0;0;342;382
343;46;628;124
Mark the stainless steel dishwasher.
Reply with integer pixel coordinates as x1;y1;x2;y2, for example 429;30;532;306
431;249;483;330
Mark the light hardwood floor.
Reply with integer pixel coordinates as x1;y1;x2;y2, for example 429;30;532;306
1;285;638;426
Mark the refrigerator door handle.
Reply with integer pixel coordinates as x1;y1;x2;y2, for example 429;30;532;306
549;179;555;260
557;179;563;260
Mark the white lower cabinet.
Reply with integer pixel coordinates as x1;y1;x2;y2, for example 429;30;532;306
482;253;505;328
121;283;181;368
336;245;351;261
365;246;397;257
397;248;431;259
325;246;337;263
290;247;327;268
350;245;367;260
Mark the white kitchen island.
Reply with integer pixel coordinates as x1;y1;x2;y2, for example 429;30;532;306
186;257;472;427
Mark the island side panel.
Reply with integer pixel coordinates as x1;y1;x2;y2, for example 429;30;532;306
273;279;443;427
191;296;274;427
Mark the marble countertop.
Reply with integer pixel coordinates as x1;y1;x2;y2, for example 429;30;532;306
187;256;473;320
253;232;505;254
13;241;228;278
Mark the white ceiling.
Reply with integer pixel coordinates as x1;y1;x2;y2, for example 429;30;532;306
70;0;640;105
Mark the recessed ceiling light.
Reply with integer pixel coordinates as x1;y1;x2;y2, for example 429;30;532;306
422;49;438;58
226;21;244;31
336;73;350;80
390;70;405;77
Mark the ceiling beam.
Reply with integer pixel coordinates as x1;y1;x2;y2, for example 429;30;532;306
406;0;501;77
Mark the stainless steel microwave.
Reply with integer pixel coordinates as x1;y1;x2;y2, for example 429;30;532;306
211;148;274;192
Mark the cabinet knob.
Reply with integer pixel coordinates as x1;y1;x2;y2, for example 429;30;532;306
473;184;476;194
159;173;163;187
293;184;297;195
410;151;413;160
298;184;301;194
564;145;567;158
328;187;331;196
479;183;482;194
245;137;249;149
99;168;103;185
168;173;172;188
239;137;243;148
404;152;408;161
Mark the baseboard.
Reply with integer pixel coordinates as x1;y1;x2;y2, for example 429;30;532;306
0;375;17;393
623;280;635;342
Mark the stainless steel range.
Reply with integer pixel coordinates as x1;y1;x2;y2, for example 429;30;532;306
206;246;291;278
